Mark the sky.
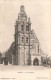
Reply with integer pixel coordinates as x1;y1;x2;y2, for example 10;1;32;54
0;0;51;56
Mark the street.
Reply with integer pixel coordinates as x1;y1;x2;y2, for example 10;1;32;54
0;64;50;71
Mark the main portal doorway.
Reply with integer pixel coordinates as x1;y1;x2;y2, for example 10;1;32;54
33;58;39;66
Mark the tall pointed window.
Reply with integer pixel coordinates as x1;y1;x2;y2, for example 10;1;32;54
21;25;24;30
26;37;28;43
22;36;24;42
26;25;29;31
38;44;39;53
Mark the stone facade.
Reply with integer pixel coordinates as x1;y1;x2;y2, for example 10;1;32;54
14;5;31;65
12;5;42;66
4;5;42;66
30;30;41;65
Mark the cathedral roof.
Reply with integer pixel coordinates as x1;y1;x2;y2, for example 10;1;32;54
4;42;15;56
10;42;15;49
31;29;39;43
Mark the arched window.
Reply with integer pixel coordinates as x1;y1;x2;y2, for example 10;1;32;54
38;44;39;53
22;36;24;42
21;25;24;30
26;25;29;31
26;37;28;43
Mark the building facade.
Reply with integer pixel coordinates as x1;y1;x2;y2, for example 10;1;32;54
12;5;42;66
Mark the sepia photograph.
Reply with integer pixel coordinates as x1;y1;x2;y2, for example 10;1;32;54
0;0;51;80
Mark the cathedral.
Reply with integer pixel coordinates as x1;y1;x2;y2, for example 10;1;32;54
11;5;42;66
4;5;42;66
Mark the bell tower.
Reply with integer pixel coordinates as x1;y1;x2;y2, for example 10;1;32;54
14;5;31;65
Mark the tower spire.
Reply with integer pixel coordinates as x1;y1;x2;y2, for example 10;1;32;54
20;5;25;13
